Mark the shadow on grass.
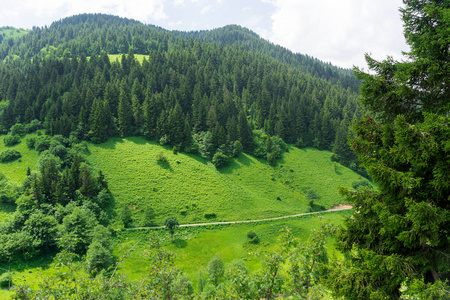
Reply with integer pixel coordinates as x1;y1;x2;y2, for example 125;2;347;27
185;152;209;165
173;238;187;248
91;137;125;150
157;160;173;172
4;251;55;273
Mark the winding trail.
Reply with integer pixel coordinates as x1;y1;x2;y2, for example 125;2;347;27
126;206;353;230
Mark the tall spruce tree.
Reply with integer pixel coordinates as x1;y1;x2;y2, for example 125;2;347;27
117;79;133;137
326;1;450;299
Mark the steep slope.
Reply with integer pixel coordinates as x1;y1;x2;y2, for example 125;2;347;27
86;137;367;225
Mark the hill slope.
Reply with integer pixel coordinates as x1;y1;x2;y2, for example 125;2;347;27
86;137;367;225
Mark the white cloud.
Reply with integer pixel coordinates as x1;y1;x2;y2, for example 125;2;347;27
201;5;212;14
266;0;408;69
0;0;167;28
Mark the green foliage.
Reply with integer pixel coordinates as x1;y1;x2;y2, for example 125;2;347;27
326;1;450;298
59;207;99;253
0;149;21;162
0;174;20;204
207;255;225;286
246;230;259;244
351;179;372;190
25;137;36;149
165;217;179;242
212;152;230;168
232;140;243;157
118;205;132;228
0;272;13;289
86;225;114;275
156;151;168;164
3;135;20;146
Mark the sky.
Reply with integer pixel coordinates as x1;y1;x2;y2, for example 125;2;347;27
0;0;409;70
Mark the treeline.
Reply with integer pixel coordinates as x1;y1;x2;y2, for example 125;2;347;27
0;13;360;167
0;130;114;275
175;25;360;92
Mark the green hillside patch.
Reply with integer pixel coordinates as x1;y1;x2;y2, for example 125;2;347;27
87;137;367;225
0;133;40;184
116;210;350;288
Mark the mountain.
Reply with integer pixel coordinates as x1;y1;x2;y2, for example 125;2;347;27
0;13;360;168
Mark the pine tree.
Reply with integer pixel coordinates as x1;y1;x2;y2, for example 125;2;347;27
326;2;450;299
238;110;253;152
117;79;133;137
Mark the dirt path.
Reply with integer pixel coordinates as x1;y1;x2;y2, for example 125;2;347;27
127;206;353;230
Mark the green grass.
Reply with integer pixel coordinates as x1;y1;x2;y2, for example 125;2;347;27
87;137;369;226
0;27;29;44
0;133;40;185
108;54;147;64
116;210;351;288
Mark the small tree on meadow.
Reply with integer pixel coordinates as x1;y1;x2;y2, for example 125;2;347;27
164;217;179;242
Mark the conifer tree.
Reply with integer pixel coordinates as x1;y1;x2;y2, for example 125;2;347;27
326;1;450;298
117;79;133;137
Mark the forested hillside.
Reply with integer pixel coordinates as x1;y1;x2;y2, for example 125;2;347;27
0;13;360;169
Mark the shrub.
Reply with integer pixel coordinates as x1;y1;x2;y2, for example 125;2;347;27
246;230;259;244
204;213;216;219
3;134;20;146
25;119;42;133
0;149;21;163
352;179;372;190
212;152;230;168
308;200;326;212
173;145;180;154
306;189;321;201
156;152;168;163
26;137;36;149
10;123;25;136
0;271;13;288
232;140;243;157
35;136;51;153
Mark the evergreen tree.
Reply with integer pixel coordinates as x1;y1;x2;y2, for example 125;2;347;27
326;1;450;299
238;110;253;152
117;79;133;137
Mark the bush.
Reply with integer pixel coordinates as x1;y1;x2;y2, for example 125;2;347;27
10;123;25;136
173;145;180;154
246;230;259;244
204;213;216;219
232;140;243;157
352;179;372;190
3;134;20;146
0;149;21;163
212;152;230;168
26;137;36;149
306;189;321;201
25;119;42;133
0;271;13;288
156;152;168;163
35;136;51;153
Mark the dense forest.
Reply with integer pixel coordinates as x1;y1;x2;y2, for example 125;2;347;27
0;13;360;168
4;1;449;297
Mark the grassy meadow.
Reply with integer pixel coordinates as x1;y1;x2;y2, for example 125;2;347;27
0;210;350;299
87;137;367;226
0;133;362;298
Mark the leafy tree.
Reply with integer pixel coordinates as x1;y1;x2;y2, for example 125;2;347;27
164;217;179;242
207;255;225;286
23;212;58;253
3;134;20;146
59;207;98;253
0;149;21;162
118;205;132;228
327;1;450;299
212;152;230;168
